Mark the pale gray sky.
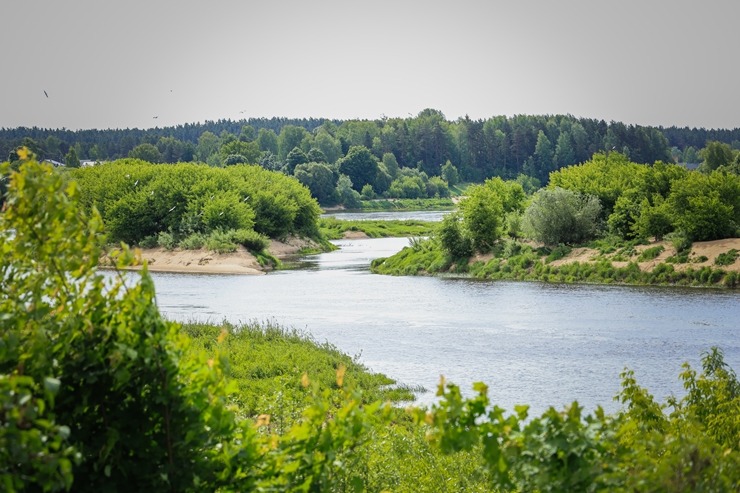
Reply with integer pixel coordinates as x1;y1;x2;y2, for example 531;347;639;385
2;0;738;130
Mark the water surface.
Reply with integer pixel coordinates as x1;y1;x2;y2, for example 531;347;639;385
149;236;740;415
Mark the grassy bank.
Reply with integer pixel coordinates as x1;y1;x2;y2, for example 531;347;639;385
319;217;437;239
371;236;740;288
183;321;420;419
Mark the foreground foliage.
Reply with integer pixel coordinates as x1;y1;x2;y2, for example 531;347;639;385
2;158;739;491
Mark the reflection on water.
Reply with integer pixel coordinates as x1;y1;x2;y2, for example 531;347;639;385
146;237;740;415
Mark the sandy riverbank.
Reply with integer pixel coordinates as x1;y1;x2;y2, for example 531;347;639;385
107;236;320;275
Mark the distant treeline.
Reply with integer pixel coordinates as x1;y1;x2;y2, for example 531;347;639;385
3;110;740;183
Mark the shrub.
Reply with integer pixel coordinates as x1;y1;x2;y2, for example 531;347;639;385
438;212;473;259
138;234;158;248
522;187;602;245
231;228;270;252
205;229;238;253
715;249;738;266
179;232;207;249
156;230;176;249
637;245;665;262
545;244;571;263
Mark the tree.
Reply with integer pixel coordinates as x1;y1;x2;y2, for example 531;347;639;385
666;172;738;241
440;160;459;186
438;212;473;258
195;131;220;164
337;146;379;192
699;141;735;173
285;147;309;174
128;143;162;163
531;130;554;181
314;131;342;164
459;183;505;252
278;125;309;161
306;147;328;163
522;187;602;245
64;147;80;168
256;128;279;155
335;174;361;208
219;140;260;165
224;154;248;166
632;196;673;241
382;152;400;179
294;162;339;205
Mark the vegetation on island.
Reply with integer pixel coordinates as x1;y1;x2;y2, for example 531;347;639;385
319;218;436;240
373;151;740;288
66;159;325;258
2;157;740;492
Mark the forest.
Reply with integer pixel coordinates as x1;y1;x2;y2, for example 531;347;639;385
4;110;740;188
1;157;739;492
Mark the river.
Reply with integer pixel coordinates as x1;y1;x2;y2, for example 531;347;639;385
146;231;740;416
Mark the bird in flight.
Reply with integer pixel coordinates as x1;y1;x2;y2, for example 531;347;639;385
44;90;48;98
153;116;159;119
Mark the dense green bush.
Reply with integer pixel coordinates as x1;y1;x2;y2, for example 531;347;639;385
71;160;321;244
522;187;602;245
715;249;739;266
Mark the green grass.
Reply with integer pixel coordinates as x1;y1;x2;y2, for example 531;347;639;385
636;245;665;262
182;320;419;422
319;217;437;240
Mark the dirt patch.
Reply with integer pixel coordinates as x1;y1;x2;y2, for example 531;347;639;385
342;230;370;239
549;247;600;267
106;236;323;275
543;238;740;273
132;246;264;275
267;236;320;258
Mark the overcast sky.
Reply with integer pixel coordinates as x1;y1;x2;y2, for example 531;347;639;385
3;0;739;131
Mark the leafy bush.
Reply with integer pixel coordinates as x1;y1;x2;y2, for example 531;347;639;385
522;187;602;245
715;249;739;266
545;244;572;263
205;229;238;253
179;232;207;249
138;234;158;248
230;228;270;252
438;212;473;259
637;245;665;261
72;161;321;244
156;230;176;249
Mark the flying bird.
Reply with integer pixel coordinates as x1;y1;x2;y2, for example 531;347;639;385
153;116;159;119
168;205;176;212
44;90;48;98
134;179;139;186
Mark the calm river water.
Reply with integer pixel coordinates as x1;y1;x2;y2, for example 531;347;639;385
146;231;740;415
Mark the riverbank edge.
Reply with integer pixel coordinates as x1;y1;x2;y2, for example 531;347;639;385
100;236;324;275
371;237;740;289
